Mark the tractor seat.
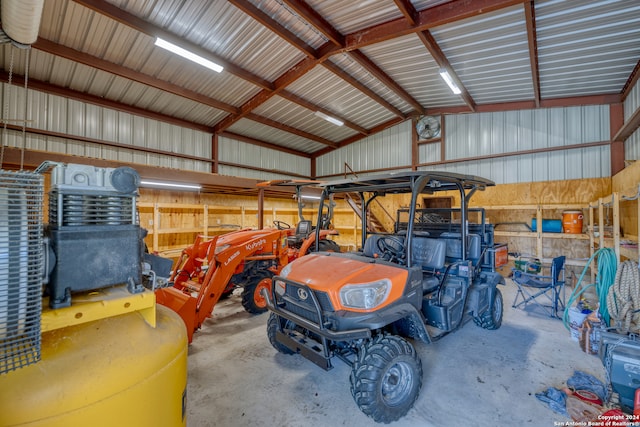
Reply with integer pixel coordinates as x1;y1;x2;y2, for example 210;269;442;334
287;220;312;248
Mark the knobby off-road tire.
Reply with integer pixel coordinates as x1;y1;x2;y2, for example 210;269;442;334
267;313;296;355
312;239;341;252
473;288;503;330
350;334;423;424
241;271;272;314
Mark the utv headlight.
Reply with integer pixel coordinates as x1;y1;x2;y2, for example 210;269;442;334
339;279;391;309
279;263;292;278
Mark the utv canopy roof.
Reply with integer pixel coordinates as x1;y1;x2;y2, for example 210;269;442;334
319;171;495;195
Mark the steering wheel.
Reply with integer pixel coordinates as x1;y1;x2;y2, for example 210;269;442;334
273;220;291;230
376;236;406;263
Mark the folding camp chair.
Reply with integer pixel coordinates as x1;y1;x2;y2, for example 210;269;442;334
511;256;566;317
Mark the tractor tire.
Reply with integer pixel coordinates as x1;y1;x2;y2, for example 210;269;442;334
473;288;503;330
241;271;272;314
313;239;341;252
267;313;296;355
350;334;422;424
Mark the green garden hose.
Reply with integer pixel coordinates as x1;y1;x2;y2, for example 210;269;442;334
563;247;617;330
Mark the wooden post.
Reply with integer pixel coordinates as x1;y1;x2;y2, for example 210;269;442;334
589;204;595;282
153;203;160;253
258;188;264;229
613;192;620;262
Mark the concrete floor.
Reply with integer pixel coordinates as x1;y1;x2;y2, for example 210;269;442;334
186;279;604;426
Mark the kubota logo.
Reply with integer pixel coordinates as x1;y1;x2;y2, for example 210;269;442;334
224;250;241;266
246;238;266;252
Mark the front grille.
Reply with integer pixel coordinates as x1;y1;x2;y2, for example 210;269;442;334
279;282;334;324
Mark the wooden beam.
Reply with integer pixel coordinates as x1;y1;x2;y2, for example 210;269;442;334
348;50;424;113
1;146;262;189
246;113;339;147
218;131;311;158
417;30;476;112
279;90;368;135
343;0;526;51
72;0;273;90
524;1;541;108
228;0;317;58
321;61;405;118
613;106;640;142
34;38;239;114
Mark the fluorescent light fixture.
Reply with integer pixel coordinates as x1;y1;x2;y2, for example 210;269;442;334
439;69;462;95
315;111;344;126
300;194;321;200
155;37;223;73
140;180;201;191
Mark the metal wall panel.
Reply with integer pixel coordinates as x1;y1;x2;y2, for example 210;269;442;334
218;135;310;178
315;121;412;177
625;78;640;121
626;127;640;161
0;83;212;173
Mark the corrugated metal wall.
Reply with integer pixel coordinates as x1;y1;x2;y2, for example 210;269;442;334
0;83;212;172
317;105;611;184
443;105;611;183
624;78;640;161
218;135;310;180
315;120;412;177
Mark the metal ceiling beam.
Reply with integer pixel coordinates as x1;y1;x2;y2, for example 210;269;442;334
343;0;526;51
218;131;311;158
34;38;240;115
279;90;368;135
281;0;344;46
621;58;640;103
427;93;621;114
348;50;424;113
245;113;339;148
524;1;541;108
228;0;317;59
416;30;476;112
72;0;273;91
393;0;419;25
214;50;332;132
321;61;405;118
274;2;422;119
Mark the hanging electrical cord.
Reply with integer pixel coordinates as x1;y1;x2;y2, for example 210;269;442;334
607;260;640;334
563;247;617;330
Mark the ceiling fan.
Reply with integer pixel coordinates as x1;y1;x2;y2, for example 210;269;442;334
416;115;441;139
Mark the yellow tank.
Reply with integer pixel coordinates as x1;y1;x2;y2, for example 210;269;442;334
0;298;188;427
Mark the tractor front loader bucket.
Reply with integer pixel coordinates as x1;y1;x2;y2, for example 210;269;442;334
156;287;198;343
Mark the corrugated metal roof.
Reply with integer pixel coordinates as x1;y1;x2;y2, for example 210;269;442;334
1;0;637;171
359;34;461;108
431;5;535;104
252;95;358;142
536;0;640;98
286;65;397;129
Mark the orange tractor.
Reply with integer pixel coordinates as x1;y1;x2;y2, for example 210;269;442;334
155;180;340;342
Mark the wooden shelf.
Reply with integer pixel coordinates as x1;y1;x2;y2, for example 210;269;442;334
495;231;589;240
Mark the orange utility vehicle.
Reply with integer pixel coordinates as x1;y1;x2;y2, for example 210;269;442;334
263;171;508;423
156;180;340;343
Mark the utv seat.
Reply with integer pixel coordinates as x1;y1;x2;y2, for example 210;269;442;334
410;237;446;292
287;220;312;248
440;232;482;264
363;234;405;259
